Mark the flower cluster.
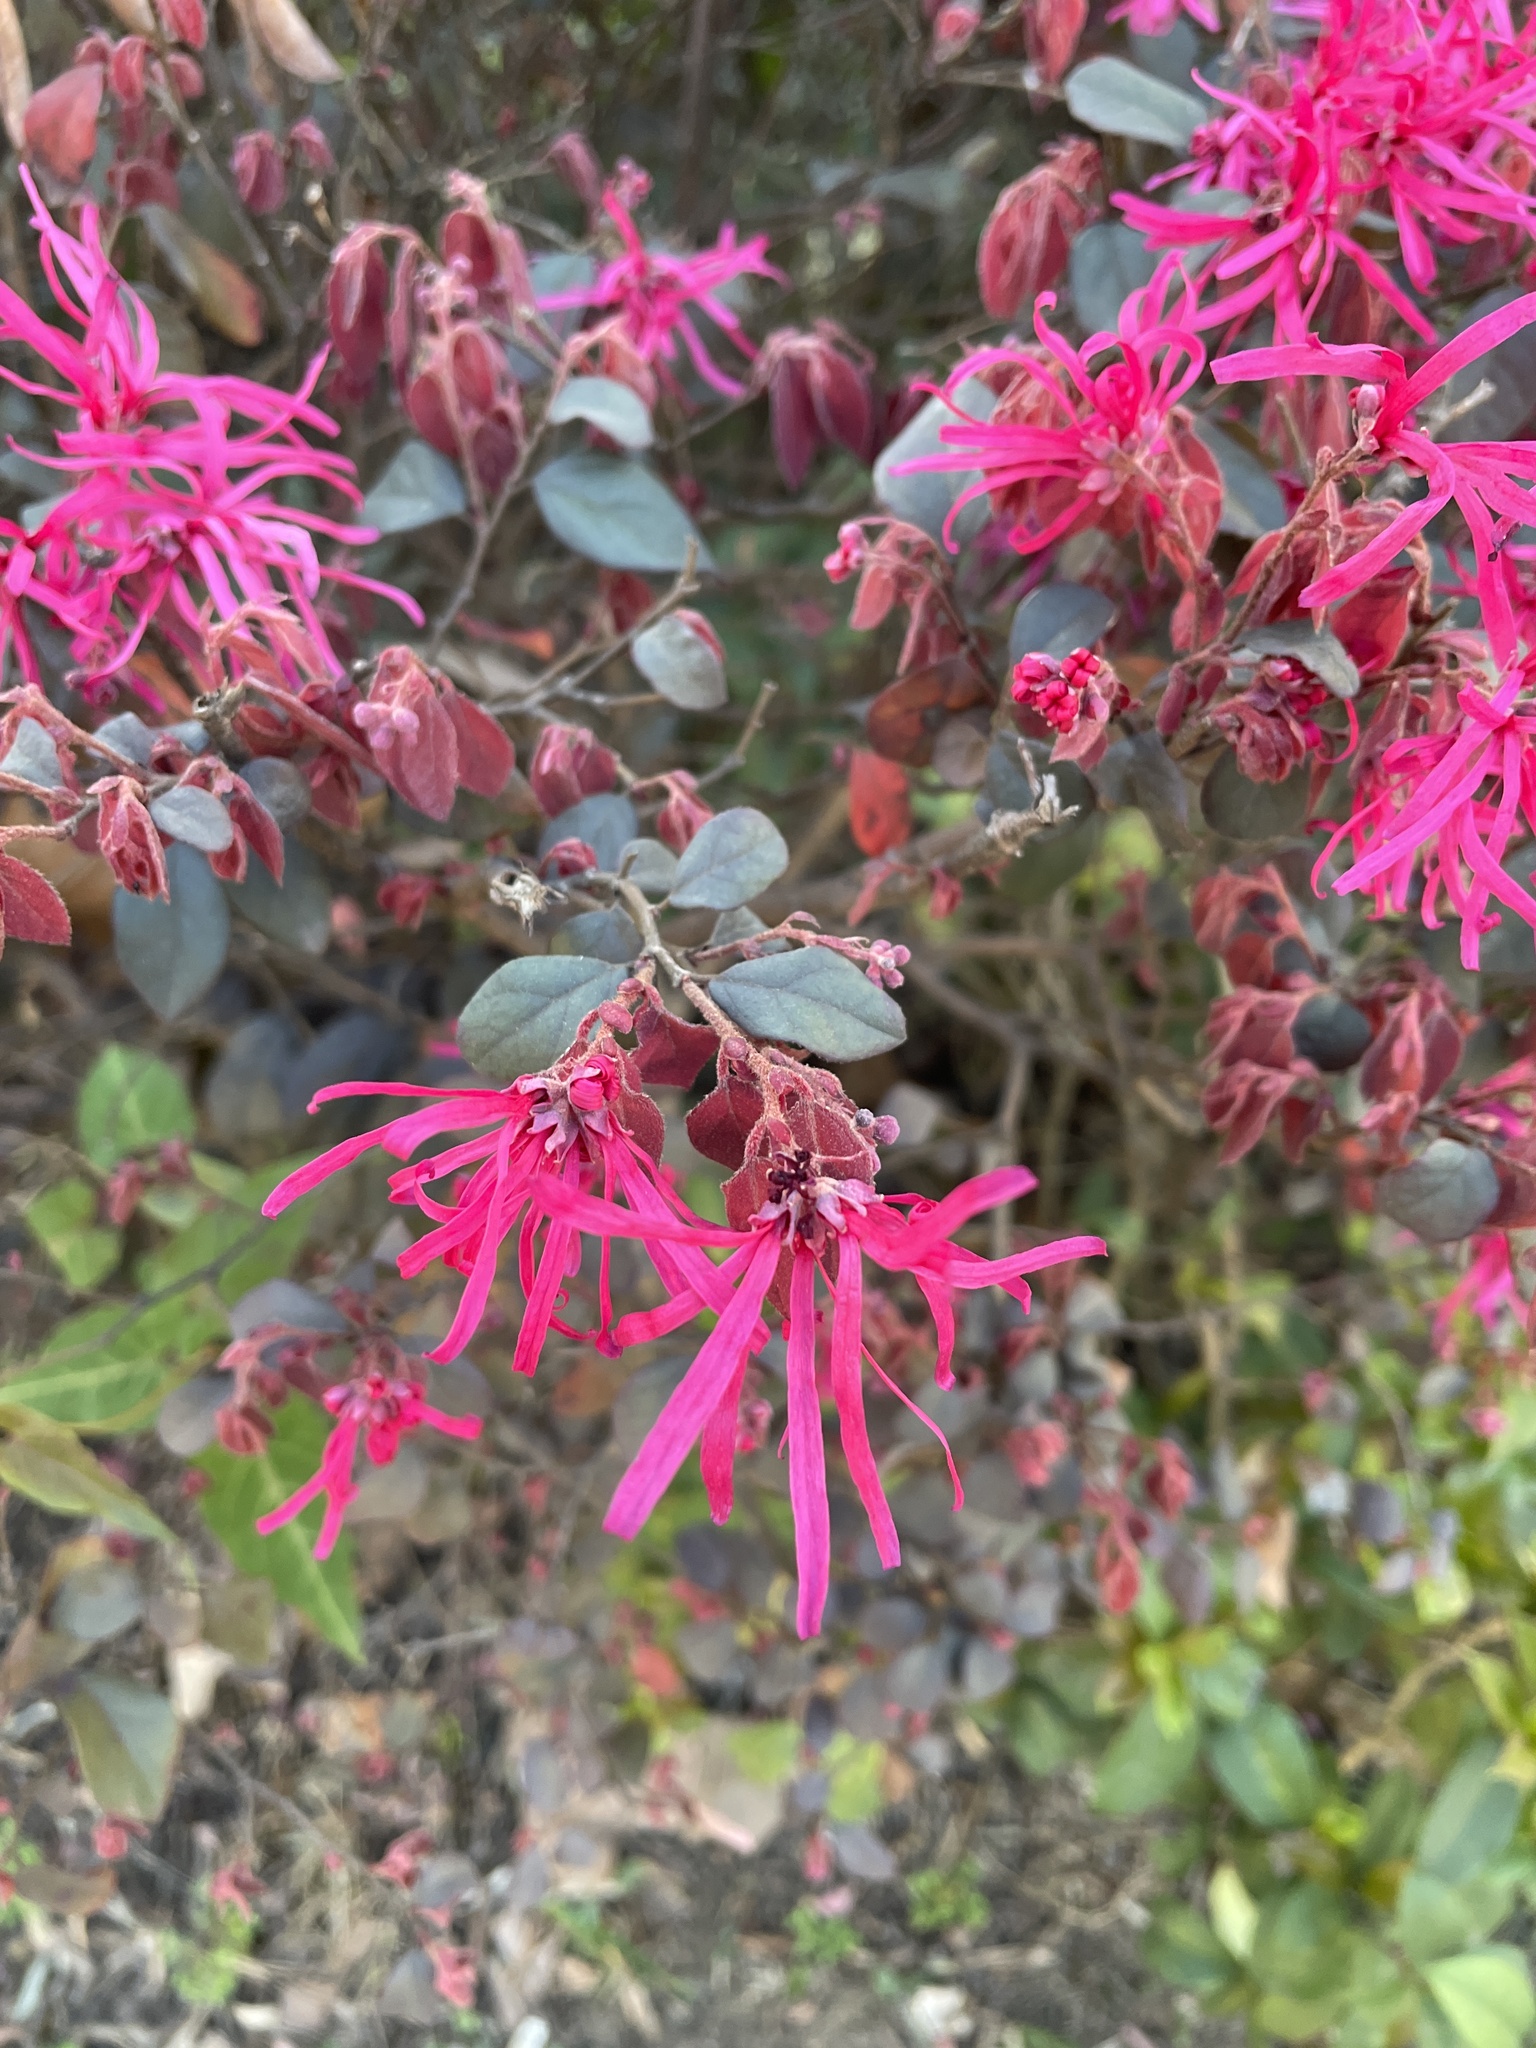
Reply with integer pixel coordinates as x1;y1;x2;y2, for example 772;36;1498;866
257;998;1103;1637
1120;0;1536;341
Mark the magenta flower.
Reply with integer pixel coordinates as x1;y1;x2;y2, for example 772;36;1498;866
549;1162;1104;1637
260;1044;731;1376
898;263;1220;581
1315;658;1536;968
1432;1231;1519;1357
1213;293;1536;663
256;1370;482;1559
538;173;780;399
1119;0;1536;342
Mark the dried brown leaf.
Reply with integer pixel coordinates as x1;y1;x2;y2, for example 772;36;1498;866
0;0;30;155
141;206;266;348
247;0;343;83
100;0;156;30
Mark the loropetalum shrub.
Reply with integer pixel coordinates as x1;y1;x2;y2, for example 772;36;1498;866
16;0;1536;2037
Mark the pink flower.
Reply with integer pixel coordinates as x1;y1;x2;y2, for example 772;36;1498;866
1434;1231;1520;1355
1118;0;1536;342
538;176;780;399
260;1041;727;1374
899;263;1220;582
1213;293;1536;662
550;1160;1103;1637
1314;657;1536;968
255;1370;482;1559
1107;0;1218;32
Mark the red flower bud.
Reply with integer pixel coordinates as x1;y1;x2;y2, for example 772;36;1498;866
288;116;334;175
1144;1440;1194;1519
378;873;437;929
94;777;168;900
327;233;390;394
540;837;599;878
546;131;605;219
977;140;1102;320
1095;1518;1141;1615
655;771;713;852
529;723;618;815
158;0;208;48
24;63;104;185
231;131;286;216
108;37;148;106
1005;1421;1070;1489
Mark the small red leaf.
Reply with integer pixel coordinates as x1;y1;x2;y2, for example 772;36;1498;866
0;850;72;955
848;749;911;857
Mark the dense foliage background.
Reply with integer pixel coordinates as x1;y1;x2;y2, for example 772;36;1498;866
10;0;1536;2044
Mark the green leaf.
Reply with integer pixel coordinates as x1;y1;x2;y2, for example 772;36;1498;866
532;451;715;573
1426;1947;1536;2048
0;1424;171;1540
1143;1901;1238;1995
59;1673;180;1823
727;1719;802;1786
1064;56;1206;149
1093;1696;1200;1815
113;841;231;1021
77;1045;195;1170
1181;1632;1265;1722
195;1400;363;1663
1249;1882;1354;2000
24;1178;122;1290
361;437;467;535
458;955;628;1080
823;1734;887;1823
710;949;906;1061
1208;1863;1259;1961
1377;1139;1501;1245
1207;1701;1323;1827
1418;1739;1522;1883
149;784;235;854
0;1343;175;1433
1394;1871;1518;1964
547;375;654;450
1009;582;1116;664
1200;747;1309;840
668;807;788;910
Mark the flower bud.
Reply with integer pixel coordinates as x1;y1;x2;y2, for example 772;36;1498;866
93;777;168;899
655;770;713;852
288;116;335;175
529;723;619;815
354;647;459;821
327;234;390;395
108;36;148;106
546;131;604;219
231;131;286;215
158;0;207;48
977;141;1102;320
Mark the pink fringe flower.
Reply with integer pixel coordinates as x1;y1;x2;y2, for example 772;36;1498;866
538;171;780;399
260;1044;733;1375
898;263;1220;583
256;1370;481;1559
549;1163;1103;1637
1212;292;1536;663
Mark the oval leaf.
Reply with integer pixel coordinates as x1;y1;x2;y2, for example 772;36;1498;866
361;438;468;536
1378;1139;1500;1244
1426;1948;1536;2048
1065;57;1206;149
150;783;236;854
224;834;331;953
710;949;907;1061
1200;749;1310;840
1009;582;1117;664
60;1673;179;1823
632;612;728;709
547;375;654;450
458;955;628;1080
77;1045;196;1170
668;807;788;909
114;843;231;1019
1195;420;1287;542
532;451;714;573
1069;221;1160;338
1207;1702;1323;1827
0;1423;172;1540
